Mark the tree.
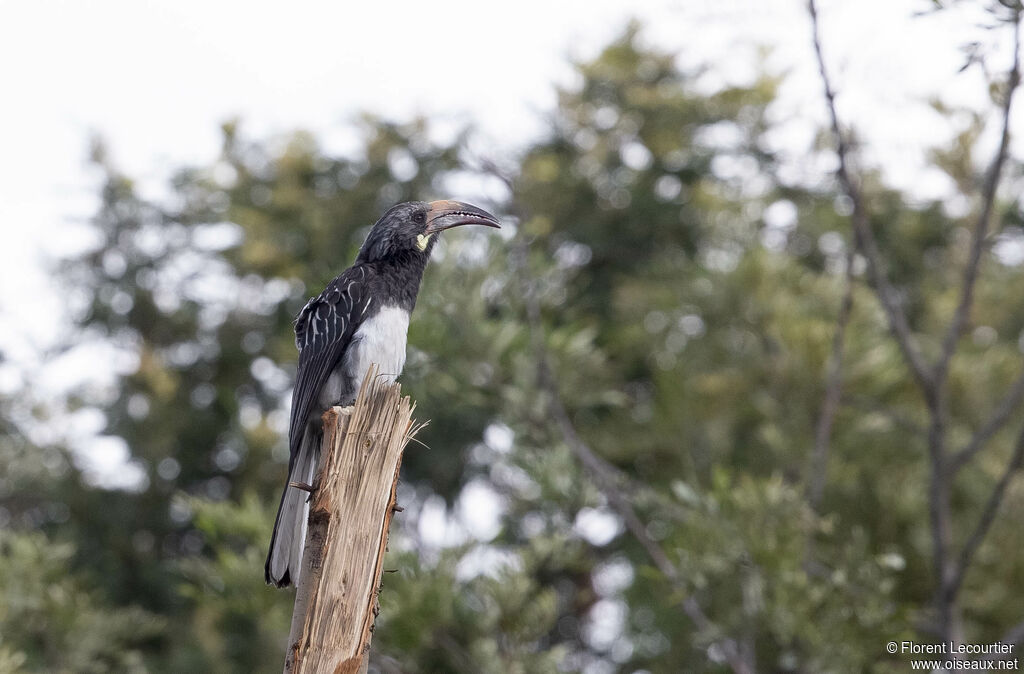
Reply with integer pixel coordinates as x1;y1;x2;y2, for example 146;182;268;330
808;0;1024;649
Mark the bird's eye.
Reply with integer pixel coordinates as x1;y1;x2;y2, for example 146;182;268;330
413;211;426;224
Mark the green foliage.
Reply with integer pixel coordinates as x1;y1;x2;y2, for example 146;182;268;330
174;494;292;672
375;548;566;673
0;532;162;673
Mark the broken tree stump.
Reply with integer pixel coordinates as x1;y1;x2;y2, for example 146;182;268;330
284;366;421;674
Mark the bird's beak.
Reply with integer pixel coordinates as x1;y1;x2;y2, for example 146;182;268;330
425;200;501;234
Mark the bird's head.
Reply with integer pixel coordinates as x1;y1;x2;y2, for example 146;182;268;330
356;200;500;263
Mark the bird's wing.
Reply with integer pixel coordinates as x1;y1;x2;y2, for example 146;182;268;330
287;265;372;464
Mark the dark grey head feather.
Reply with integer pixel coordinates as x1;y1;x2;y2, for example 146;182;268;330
356;202;435;263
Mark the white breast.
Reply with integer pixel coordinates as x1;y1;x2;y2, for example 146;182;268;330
342;305;410;389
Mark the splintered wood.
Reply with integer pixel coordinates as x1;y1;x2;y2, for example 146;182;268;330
284;366;420;674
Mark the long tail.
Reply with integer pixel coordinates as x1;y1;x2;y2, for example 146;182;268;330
265;427;321;587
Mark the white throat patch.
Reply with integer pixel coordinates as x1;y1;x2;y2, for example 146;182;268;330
416;233;433;251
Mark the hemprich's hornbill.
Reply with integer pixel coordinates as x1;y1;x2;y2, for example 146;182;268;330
265;200;500;588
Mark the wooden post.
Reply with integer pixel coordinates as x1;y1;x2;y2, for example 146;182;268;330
284;366;420;674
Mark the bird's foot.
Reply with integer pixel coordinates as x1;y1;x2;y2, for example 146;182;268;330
289;481;315;493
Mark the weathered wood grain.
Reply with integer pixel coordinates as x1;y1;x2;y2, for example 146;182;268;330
284;366;420;674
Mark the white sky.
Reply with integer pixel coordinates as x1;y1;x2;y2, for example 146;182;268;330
0;0;1016;480
0;0;1009;353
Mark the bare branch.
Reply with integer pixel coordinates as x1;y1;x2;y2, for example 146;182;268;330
968;616;1024;664
925;412;957;642
950;368;1024;474
807;246;856;510
1001;618;1024;648
807;0;935;396
534;317;679;583
487;160;754;674
934;9;1022;637
967;616;1024;665
520;256;753;674
935;13;1022;386
804;0;1024;645
947;421;1024;601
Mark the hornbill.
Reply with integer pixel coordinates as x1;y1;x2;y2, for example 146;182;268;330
265;200;500;587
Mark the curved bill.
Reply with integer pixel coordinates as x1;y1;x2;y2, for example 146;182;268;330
425;200;501;234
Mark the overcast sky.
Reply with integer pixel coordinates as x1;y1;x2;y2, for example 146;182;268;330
0;0;1009;355
0;0;1017;484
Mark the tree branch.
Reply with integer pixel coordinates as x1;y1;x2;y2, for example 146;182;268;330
807;0;1017;644
807;0;934;395
968;615;1024;664
519;252;753;674
483;161;754;674
925;411;956;642
950;368;1024;474
935;11;1021;386
1001;618;1024;649
807;0;1024;644
947;420;1024;602
807;245;856;510
931;8;1021;639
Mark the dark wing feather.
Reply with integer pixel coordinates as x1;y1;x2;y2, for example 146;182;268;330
287;265;370;466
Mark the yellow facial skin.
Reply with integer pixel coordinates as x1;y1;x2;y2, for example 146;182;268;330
416;233;433;251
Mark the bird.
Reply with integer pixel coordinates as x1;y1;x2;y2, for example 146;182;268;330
265;199;500;588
